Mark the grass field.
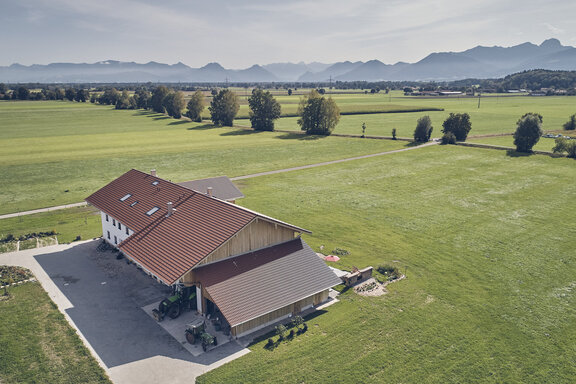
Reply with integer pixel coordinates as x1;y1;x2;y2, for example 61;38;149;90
0;101;408;215
272;94;576;138
199;145;576;383
0;282;111;384
2;95;576;383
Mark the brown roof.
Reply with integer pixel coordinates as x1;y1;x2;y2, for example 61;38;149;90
178;176;244;202
85;169;309;285
194;238;342;327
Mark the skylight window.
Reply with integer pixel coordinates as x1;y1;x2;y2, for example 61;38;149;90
120;193;132;201
152;181;159;186
146;207;160;216
130;201;139;207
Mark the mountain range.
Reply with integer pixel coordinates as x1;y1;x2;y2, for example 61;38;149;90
1;39;575;83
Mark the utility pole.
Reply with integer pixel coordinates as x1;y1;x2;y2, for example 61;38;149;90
329;75;332;93
477;92;481;109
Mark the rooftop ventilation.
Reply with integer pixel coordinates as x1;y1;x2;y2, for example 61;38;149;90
130;201;139;207
120;193;131;201
146;207;160;216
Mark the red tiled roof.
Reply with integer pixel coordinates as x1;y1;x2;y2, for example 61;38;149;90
194;238;342;327
85;169;308;285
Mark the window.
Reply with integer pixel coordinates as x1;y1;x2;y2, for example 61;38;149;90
120;193;131;201
125;227;129;235
130;201;139;207
118;222;122;230
107;231;110;239
105;214;109;222
114;236;117;245
146;207;160;216
152;181;159;186
113;218;116;225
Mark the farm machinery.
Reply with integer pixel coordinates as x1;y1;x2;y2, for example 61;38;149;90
185;318;218;352
152;284;196;322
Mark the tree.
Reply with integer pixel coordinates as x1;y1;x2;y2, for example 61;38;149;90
563;114;576;130
297;90;340;136
287;89;292;96
248;89;281;131
185;90;205;122
0;83;7;94
16;86;30;100
74;89;88;102
115;90;131;110
514;113;543;153
99;88;120;105
413;115;433;142
209;89;239;126
151;86;170;113
65;88;76;101
552;137;576;158
134;88;151;110
442;113;471;141
163;91;185;119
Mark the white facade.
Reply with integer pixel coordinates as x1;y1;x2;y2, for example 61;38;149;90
100;211;134;247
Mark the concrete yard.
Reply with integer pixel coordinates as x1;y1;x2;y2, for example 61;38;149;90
0;240;250;383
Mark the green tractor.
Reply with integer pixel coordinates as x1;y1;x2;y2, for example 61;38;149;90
152;284;196;322
185;319;218;352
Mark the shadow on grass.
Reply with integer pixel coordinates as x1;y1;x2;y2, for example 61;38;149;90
220;129;263;137
404;141;425;148
187;124;214;130
167;120;190;126
275;132;322;141
506;149;533;157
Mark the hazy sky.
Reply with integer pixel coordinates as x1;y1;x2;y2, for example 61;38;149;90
1;0;575;68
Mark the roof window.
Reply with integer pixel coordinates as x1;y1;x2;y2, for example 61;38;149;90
120;193;132;201
146;207;160;216
152;181;159;186
130;201;139;207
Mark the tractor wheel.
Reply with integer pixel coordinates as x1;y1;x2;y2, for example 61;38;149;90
185;332;195;344
152;309;163;322
213;337;218;346
202;343;207;352
167;304;181;319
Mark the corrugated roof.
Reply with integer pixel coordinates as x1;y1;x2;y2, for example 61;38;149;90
85;169;309;285
178;176;244;202
194;238;342;327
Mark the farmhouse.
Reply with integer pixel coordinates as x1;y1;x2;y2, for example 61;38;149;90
86;169;340;337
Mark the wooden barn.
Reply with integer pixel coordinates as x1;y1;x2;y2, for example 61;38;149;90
86;169;340;337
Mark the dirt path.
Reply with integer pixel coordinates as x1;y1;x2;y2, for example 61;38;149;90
0;142;437;219
231;141;437;180
0;202;88;220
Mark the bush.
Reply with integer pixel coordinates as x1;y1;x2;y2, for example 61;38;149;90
377;264;401;280
514;113;543;153
413;115;433;142
552;137;576;158
441;132;457;145
563;114;576;130
442;113;471;141
275;324;287;341
332;248;350;256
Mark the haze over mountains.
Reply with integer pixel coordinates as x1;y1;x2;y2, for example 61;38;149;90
2;39;575;83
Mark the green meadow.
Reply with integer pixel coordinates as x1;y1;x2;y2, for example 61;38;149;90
1;93;576;383
0;282;111;384
0;101;406;215
271;93;576;138
200;145;576;384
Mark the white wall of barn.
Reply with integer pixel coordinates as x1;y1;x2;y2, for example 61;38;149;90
100;211;134;247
